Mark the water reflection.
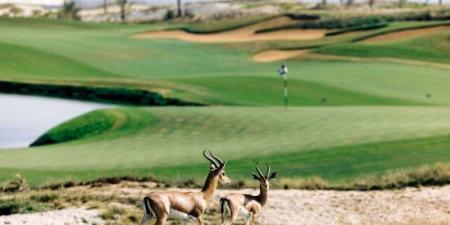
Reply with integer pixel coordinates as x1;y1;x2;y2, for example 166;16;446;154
0;94;111;149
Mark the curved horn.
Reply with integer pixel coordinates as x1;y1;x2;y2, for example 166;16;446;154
203;150;219;168
265;162;271;177
209;150;224;165
255;162;264;178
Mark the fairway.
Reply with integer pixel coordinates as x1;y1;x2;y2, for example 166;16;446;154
0;16;449;187
1;106;450;185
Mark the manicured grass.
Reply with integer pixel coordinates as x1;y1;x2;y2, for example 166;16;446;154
317;23;450;64
1;106;450;186
0;18;449;106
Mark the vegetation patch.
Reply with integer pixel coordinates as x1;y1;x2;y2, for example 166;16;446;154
0;198;47;216
180;14;283;34
325;23;387;36
256;16;386;33
31;108;154;147
31;110;117;147
352;22;450;42
0;81;203;106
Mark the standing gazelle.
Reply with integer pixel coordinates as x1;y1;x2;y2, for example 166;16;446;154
220;163;278;225
140;150;230;225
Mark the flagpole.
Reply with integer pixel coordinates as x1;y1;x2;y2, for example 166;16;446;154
284;74;288;111
278;63;288;111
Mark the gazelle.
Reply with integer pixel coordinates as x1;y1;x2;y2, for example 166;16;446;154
139;150;230;225
220;163;278;225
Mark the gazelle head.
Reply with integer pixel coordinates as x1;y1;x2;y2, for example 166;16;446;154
203;150;231;184
251;162;278;189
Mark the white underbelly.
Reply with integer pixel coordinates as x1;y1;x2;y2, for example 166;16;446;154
238;206;251;219
168;208;191;220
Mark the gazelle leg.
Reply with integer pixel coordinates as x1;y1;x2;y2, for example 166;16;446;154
248;213;256;225
155;213;168;225
227;208;239;225
195;216;204;225
139;215;151;225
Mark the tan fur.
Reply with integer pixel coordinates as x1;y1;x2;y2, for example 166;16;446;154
140;151;230;225
221;163;277;225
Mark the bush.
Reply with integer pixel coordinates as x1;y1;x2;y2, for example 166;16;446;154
2;174;28;193
30;193;58;203
326;23;387;36
9;6;23;16
0;199;45;216
164;9;175;21
0;81;202;107
58;0;79;20
301;16;386;30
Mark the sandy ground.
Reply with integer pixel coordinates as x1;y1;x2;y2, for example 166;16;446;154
133;17;326;43
252;50;309;62
1;184;449;225
364;25;450;43
0;208;104;225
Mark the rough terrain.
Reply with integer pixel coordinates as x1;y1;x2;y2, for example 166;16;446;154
1;183;448;225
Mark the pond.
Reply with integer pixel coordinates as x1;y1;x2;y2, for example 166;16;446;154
0;94;112;149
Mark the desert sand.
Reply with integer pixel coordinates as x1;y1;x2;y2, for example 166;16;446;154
2;184;448;225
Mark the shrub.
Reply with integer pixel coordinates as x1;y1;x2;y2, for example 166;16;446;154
58;0;79;20
0;199;45;215
164;9;175;21
30;193;58;203
9;6;23;16
301;16;386;30
275;176;328;190
2;174;29;193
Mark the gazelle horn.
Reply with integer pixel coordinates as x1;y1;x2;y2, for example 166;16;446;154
203;150;219;168
255;162;264;178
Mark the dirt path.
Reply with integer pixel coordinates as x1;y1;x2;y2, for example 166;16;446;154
2;184;449;225
364;25;450;43
133;17;326;43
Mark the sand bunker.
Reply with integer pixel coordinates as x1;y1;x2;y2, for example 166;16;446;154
364;25;450;43
252;49;309;62
134;17;326;43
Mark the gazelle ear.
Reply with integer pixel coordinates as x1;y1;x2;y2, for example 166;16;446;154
269;171;278;180
210;163;217;170
251;172;260;180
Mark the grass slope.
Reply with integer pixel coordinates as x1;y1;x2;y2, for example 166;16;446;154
318;23;450;64
0;18;449;187
1;106;450;186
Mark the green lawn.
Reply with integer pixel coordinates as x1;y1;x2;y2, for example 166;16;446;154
0;17;449;187
1;106;450;186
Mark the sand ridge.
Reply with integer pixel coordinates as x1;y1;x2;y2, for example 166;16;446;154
252;49;309;62
364;25;450;43
133;17;326;43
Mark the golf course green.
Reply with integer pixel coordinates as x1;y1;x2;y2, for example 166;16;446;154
0;16;449;187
